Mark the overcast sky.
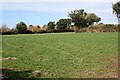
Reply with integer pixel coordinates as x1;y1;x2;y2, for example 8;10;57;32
0;0;119;28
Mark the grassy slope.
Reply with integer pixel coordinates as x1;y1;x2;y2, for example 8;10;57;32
2;32;118;78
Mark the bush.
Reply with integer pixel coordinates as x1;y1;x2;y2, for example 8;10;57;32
25;30;33;34
11;29;19;34
17;30;33;34
36;30;47;33
55;28;74;32
2;31;12;35
87;24;119;32
1;29;33;35
1;29;18;35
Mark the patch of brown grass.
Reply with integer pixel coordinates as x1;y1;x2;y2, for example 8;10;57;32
98;56;118;78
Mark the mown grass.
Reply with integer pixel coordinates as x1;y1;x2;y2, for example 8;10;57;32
2;32;118;78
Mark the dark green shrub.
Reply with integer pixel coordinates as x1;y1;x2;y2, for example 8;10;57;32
36;30;47;33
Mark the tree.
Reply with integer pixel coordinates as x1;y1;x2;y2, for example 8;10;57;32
37;25;40;28
29;25;33;27
56;18;71;31
68;9;101;32
87;13;101;25
16;22;27;33
112;1;120;18
47;21;55;32
68;9;87;28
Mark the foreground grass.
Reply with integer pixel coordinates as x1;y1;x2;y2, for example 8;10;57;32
2;32;118;78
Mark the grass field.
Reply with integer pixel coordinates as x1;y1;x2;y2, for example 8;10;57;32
2;32;118;78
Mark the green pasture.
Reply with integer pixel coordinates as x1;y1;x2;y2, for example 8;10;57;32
2;32;118;78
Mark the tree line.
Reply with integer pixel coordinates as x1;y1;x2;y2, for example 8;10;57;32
1;1;120;35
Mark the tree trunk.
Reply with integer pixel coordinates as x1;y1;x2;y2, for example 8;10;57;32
74;26;80;33
118;14;120;32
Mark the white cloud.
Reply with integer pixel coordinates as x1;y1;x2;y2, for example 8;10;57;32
1;2;115;13
1;1;118;25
